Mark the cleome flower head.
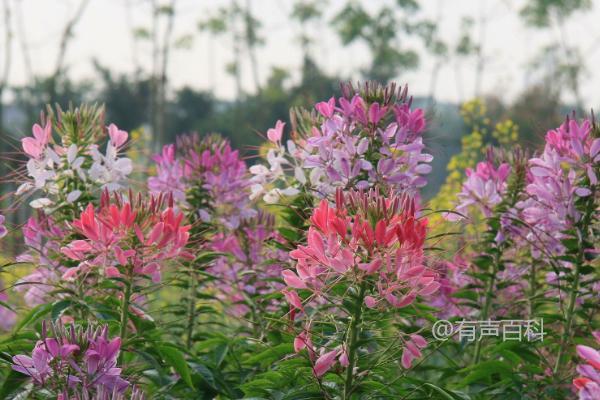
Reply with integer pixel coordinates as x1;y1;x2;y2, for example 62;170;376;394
16;105;132;212
283;188;439;378
250;82;433;204
61;190;192;283
148;133;255;229
12;322;132;397
284;188;439;310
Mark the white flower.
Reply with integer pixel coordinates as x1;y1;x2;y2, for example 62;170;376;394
280;187;300;196
249;183;265;200
294;167;307;184
89;143;132;190
26;158;55;189
30;198;53;209
263;189;281;204
66;190;82;203
16;182;34;195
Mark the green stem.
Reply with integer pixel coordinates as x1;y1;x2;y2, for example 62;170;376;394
118;278;132;365
553;186;595;374
473;276;495;363
186;270;198;349
473;252;499;364
553;264;580;374
528;261;536;319
343;282;367;400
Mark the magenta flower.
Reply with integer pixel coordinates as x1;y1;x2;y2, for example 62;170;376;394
12;323;130;396
149;135;255;229
517;117;599;259
14;215;66;306
148;144;190;205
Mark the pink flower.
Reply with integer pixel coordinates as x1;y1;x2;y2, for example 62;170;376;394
108;124;128;148
12;323;130;396
577;345;600;370
315;97;335;118
400;334;428;369
62;191;191;282
313;349;338;377
267;120;285;143
21;121;51;159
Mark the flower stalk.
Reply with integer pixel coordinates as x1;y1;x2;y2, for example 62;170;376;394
118;276;132;365
343;281;367;400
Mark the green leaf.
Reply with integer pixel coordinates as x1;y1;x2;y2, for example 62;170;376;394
13;303;52;333
158;345;194;389
245;343;294;366
459;360;513;386
423;383;461;400
51;300;73;321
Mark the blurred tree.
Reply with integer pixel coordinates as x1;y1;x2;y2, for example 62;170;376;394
48;0;90;101
520;0;592;107
521;0;591;26
168;87;215;140
134;0;193;148
415;0;448;105
199;0;264;98
93;62;152;132
503;84;564;148
332;0;424;83
291;0;325;66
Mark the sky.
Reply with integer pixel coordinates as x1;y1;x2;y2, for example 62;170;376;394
3;0;600;106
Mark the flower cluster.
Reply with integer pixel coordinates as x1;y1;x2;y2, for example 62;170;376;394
573;332;600;400
447;155;511;221
207;212;288;317
12;323;131;397
17;108;132;211
284;189;438;310
149;134;255;229
283;189;439;376
517;118;599;257
61;191;192;283
250;84;432;203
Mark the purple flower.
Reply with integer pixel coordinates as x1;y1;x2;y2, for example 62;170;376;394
447;158;510;221
148;144;190;204
250;85;433;201
148;135;255;229
11;323;130;397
